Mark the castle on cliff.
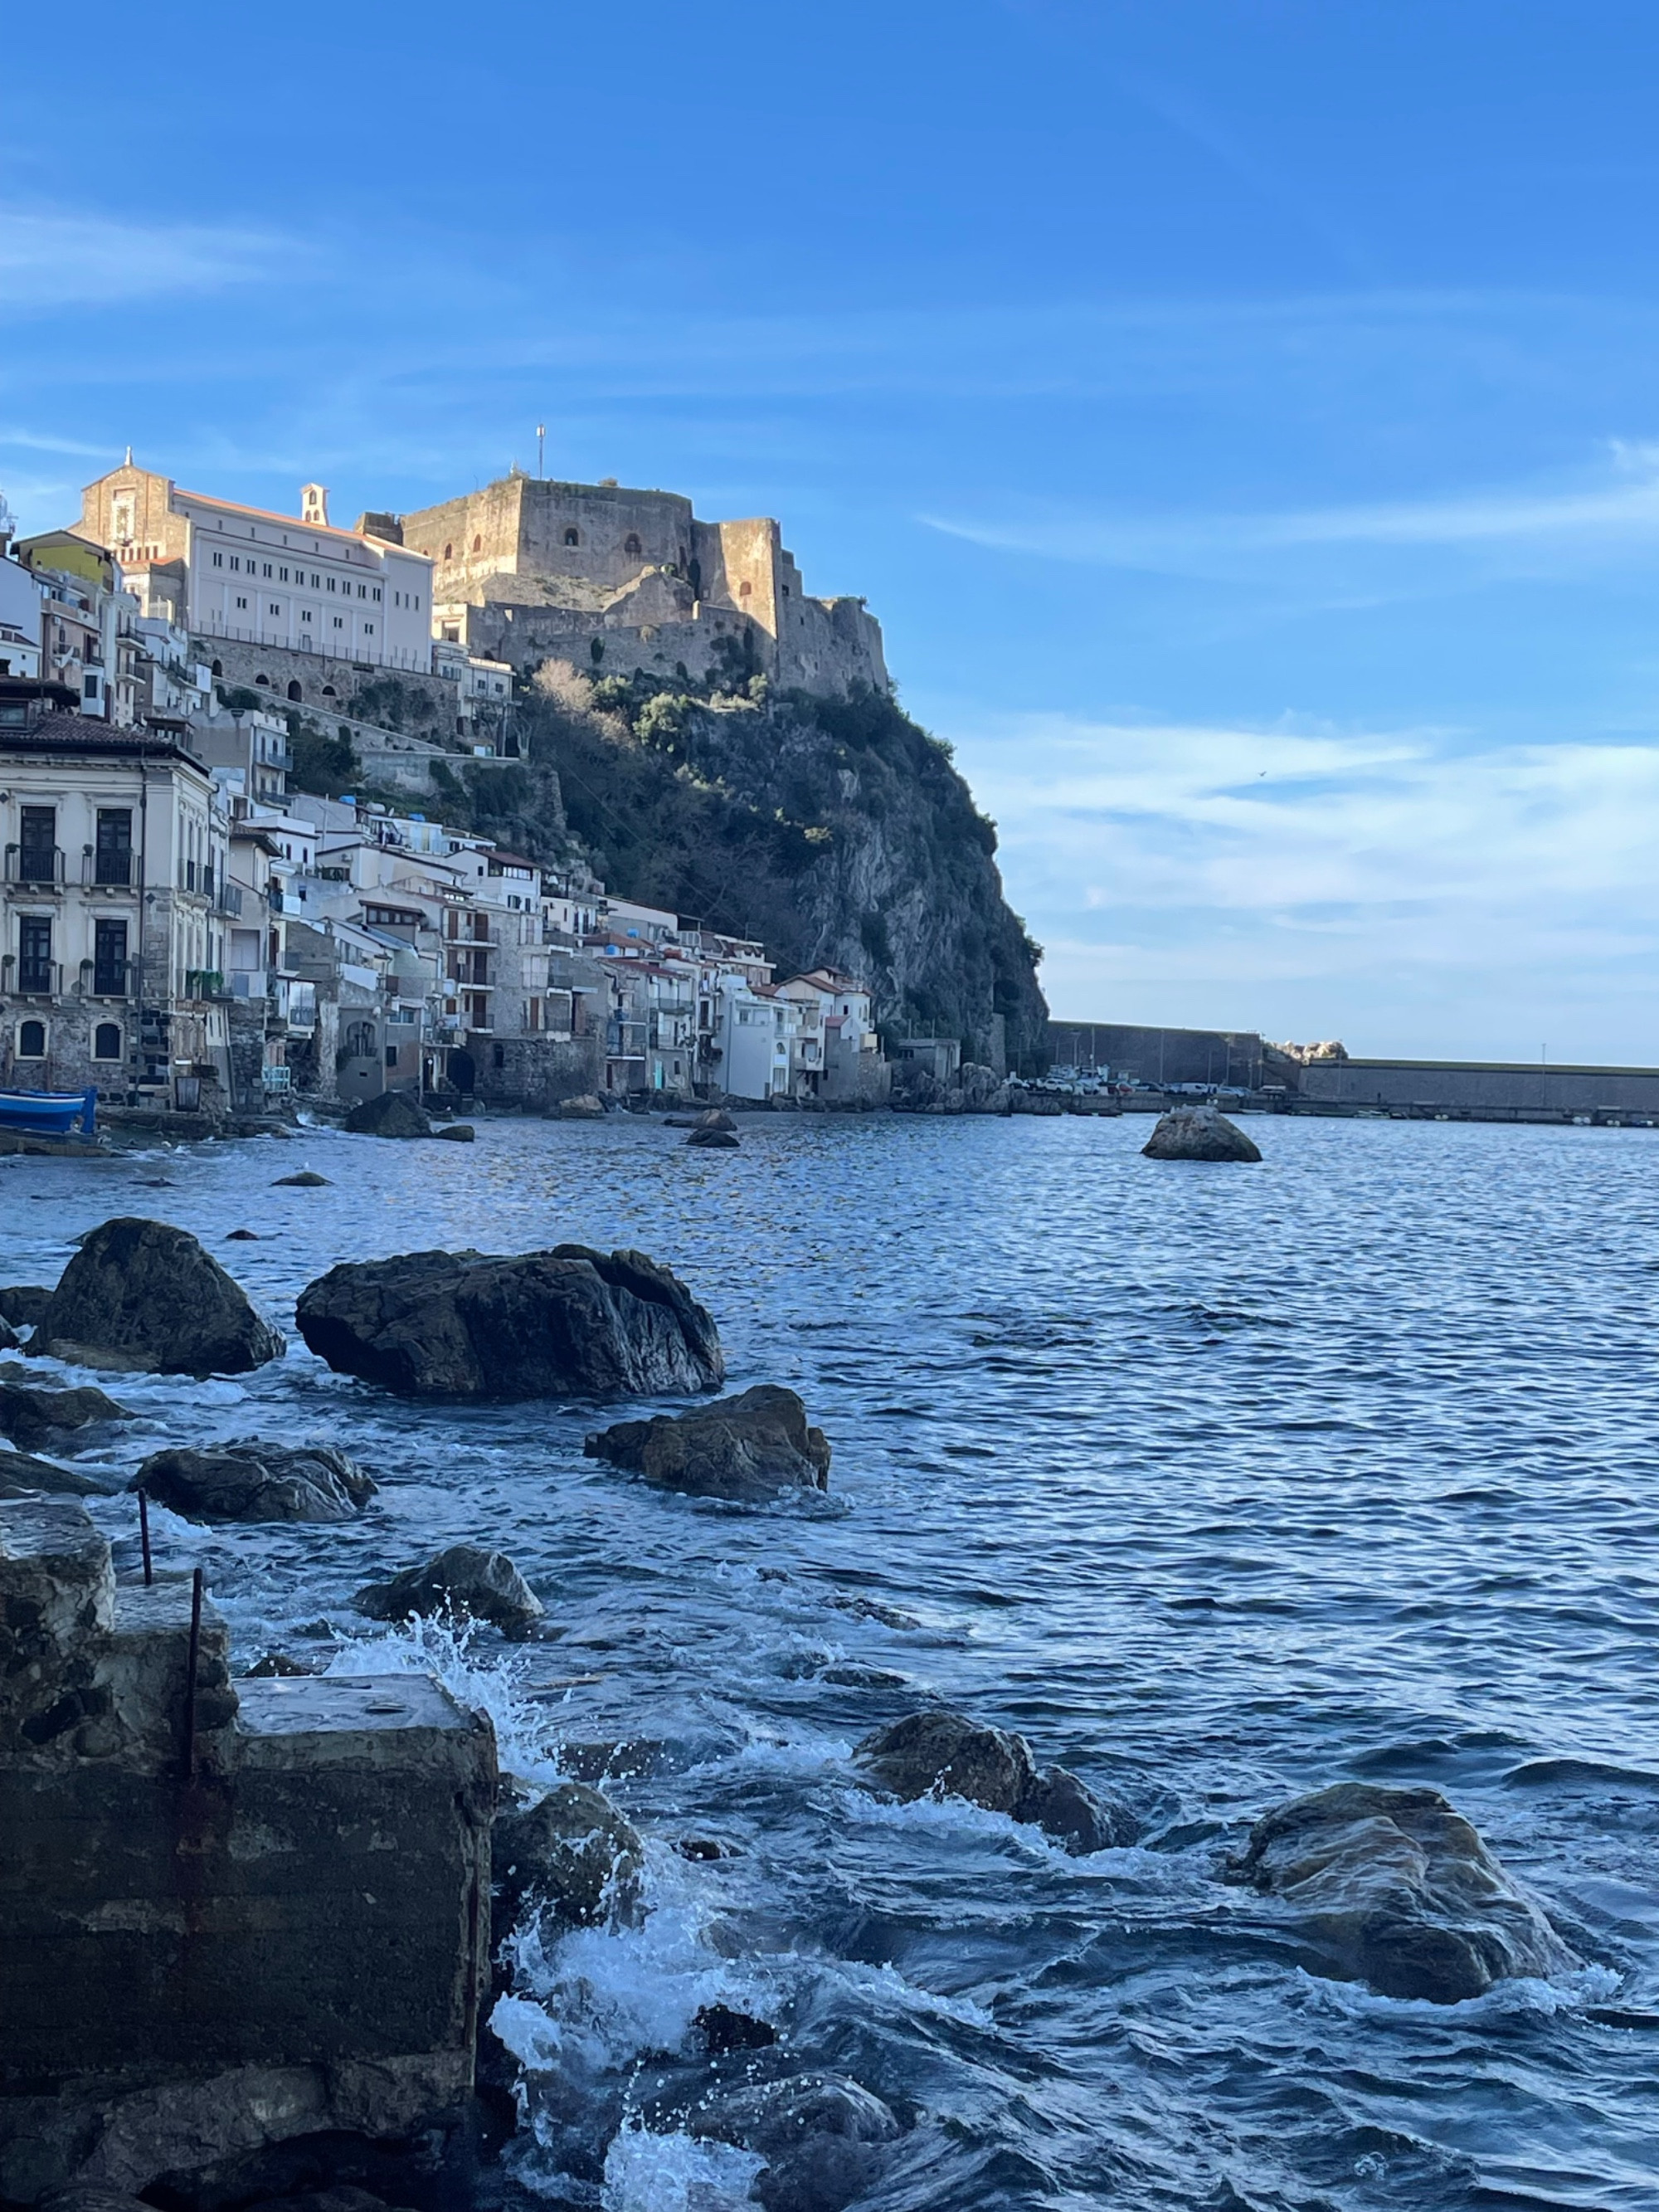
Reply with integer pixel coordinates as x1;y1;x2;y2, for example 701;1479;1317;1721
391;470;888;694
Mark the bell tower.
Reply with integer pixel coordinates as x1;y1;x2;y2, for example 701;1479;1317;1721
300;483;330;527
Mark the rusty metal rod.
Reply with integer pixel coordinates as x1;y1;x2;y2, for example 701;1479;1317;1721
139;1490;153;1586
182;1566;203;1781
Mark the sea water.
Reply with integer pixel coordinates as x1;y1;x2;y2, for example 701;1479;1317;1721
5;1110;1657;2209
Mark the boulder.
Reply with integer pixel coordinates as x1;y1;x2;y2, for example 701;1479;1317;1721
697;2004;777;2054
695;1107;737;1133
1141;1104;1262;1162
433;1123;475;1143
0;1318;17;1354
556;1094;605;1120
494;1781;642;1935
688;2073;901;2212
354;1542;544;1636
957;1062;1012;1114
226;1228;261;1240
344;1090;433;1140
1228;1781;1583;2002
0;1366;131;1453
295;1244;723;1401
686;1125;740;1149
0;1449;113;1499
31;1219;286;1379
0;1286;56;1330
585;1384;830;1502
1010;1089;1064;1116
133;1440;377;1523
274;1170;331;1186
856;1709;1134;1855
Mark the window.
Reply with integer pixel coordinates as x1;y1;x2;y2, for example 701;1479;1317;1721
563;528;579;547
300;609;312;624
84;674;99;700
739;580;752;597
372;587;382;602
358;583;367;598
327;577;337;592
443;543;453;560
363;623;374;636
236;596;248;609
95;808;133;886
269;602;281;616
230;556;241;572
492;1042;505;1069
93;1021;123;1061
287;680;302;700
94;918;128;995
384;1045;398;1069
212;551;223;568
472;534;482;553
280;566;289;582
625;534;642;558
18;917;51;995
333;616;344;629
17;1017;46;1058
18;807;56;884
263;563;273;577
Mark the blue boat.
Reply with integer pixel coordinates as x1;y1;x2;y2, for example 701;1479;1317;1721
0;1086;97;1136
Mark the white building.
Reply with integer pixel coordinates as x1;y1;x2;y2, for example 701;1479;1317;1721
71;464;435;675
0;495;41;680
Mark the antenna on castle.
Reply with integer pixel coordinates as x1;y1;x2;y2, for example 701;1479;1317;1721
537;424;545;479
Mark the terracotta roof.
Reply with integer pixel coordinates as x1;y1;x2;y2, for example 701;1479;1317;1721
175;487;433;563
0;712;202;766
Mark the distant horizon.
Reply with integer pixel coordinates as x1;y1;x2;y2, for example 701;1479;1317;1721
6;1;1659;1061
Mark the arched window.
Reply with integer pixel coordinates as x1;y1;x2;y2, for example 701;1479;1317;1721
93;1021;123;1061
624;534;642;558
343;1020;376;1059
739;580;752;598
287;680;302;700
17;1020;46;1059
255;672;270;686
563;528;580;547
211;659;224;677
472;534;483;553
443;543;453;560
321;685;337;697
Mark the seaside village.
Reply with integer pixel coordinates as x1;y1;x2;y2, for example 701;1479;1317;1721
0;458;901;1118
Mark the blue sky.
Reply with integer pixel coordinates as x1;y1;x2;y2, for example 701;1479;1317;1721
5;1;1659;1058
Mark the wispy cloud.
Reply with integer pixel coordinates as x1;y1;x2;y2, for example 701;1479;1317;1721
922;443;1659;572
945;712;1659;1052
0;208;300;314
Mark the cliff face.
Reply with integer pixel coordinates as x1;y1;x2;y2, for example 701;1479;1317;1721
450;671;1047;1070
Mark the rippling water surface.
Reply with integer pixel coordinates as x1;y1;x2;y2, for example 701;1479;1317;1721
6;1112;1659;2210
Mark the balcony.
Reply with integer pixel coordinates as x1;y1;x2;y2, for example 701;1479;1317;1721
216;881;245;917
5;846;65;889
87;961;134;999
11;961;61;998
84;850;136;889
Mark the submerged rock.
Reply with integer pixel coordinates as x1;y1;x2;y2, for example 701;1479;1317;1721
0;1449;113;1499
344;1090;434;1139
557;1094;605;1119
433;1123;475;1143
354;1542;544;1637
688;2073;902;2212
0;1285;54;1330
494;1781;643;1934
697;2002;777;2054
226;1228;261;1241
32;1218;286;1377
584;1384;830;1502
0;1366;131;1454
686;1125;740;1149
1141;1104;1262;1162
274;1170;331;1186
1229;1781;1582;2002
856;1708;1135;1854
295;1244;723;1400
134;1441;377;1524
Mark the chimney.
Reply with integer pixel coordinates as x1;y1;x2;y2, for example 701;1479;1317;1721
301;484;330;527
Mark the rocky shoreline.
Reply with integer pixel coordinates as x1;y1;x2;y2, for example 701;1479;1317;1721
0;1120;1605;2212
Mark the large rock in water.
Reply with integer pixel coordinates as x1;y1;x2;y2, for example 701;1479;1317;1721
0;1365;130;1453
295;1244;723;1400
688;2073;902;2212
1229;1782;1582;2002
494;1781;643;1936
354;1542;544;1637
32;1219;286;1376
344;1089;433;1138
856;1709;1134;1854
584;1384;829;1502
0;1449;113;1499
133;1440;377;1523
1141;1104;1262;1162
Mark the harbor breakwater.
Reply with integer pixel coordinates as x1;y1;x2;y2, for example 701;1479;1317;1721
2;1109;1657;2210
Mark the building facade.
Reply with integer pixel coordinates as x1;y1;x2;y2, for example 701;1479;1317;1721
71;465;435;678
1;703;234;1101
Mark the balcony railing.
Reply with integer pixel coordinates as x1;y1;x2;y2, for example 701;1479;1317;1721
90;962;134;998
5;847;65;887
13;962;61;996
217;881;244;917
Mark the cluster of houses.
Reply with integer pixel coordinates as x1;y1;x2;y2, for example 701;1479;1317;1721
0;457;911;1117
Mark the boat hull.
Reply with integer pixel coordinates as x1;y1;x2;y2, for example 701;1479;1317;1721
0;1087;97;1136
